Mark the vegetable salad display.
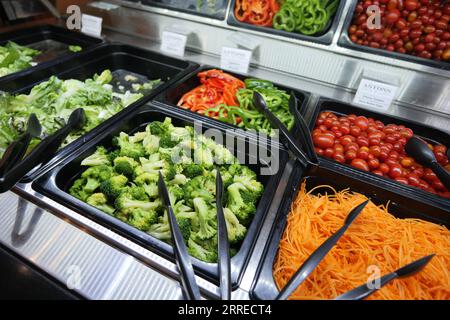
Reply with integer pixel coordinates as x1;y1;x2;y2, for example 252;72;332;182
0;41;40;77
177;69;295;136
0;70;161;157
234;0;339;36
312;111;450;198
69;117;264;263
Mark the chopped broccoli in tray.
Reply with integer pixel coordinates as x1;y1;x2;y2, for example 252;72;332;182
69;45;83;53
0;41;41;77
0;70;162;157
69;117;264;263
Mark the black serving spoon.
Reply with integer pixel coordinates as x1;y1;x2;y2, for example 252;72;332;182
335;254;434;300
405;136;450;190
0;114;41;176
158;172;201;300
288;92;318;164
216;169;231;300
276;200;369;300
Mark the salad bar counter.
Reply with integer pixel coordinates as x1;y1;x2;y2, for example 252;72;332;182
0;0;449;301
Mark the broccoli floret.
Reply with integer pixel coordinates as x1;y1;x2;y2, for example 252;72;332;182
113;156;138;178
107;150;120;163
193;141;214;168
183;175;215;205
192;197;216;241
115;192;162;214
86;193;115;215
142;134;160;155
128;185;149;201
212;144;236;165
188;237;217;263
170;173;188;185
142;182;158;198
223;208;247;244
183;164;204;178
169;185;184;204
81;146;110;167
80;165;113;194
140;155;176;181
227;182;257;226
159;133;178;148
148;213;171;240
134;171;158;185
115;132;145;160
233;166;264;196
147;117;173;136
128;208;158;231
177;217;192;242
69;178;91;201
100;175;128;201
129;131;148;144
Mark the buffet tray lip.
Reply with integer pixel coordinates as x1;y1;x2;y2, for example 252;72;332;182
226;0;347;45
0;24;105;82
250;160;450;300
153;64;312;147
338;1;450;71
306;97;450;209
139;0;229;20
0;42;198;184
32;102;290;288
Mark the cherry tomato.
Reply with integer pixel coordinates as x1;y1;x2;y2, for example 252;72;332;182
379;163;390;174
313;134;335;149
345;150;358;161
324;148;334;158
354;116;369;131
389;163;403;178
368;158;381;169
333;152;346;163
334;144;345;154
351;158;370;171
357;147;370;160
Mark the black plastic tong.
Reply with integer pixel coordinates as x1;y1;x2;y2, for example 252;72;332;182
276;200;369;300
253;91;318;165
335;254;434;300
158;170;231;300
0;108;86;192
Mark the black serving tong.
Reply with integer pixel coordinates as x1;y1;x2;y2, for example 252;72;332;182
216;169;231;300
158;172;201;300
253;92;311;165
158;170;232;300
0;114;41;176
276;200;369;300
288;92;318;164
405;136;450;190
0;108;86;193
335;254;434;300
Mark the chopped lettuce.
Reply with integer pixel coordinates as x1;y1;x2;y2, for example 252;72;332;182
0;70;160;157
0;41;40;77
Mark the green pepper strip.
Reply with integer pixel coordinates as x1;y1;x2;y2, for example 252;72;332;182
273;4;296;32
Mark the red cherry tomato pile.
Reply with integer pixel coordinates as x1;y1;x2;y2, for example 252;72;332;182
313;111;450;199
349;0;450;62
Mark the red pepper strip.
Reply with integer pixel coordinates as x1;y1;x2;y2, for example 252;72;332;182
235;0;250;22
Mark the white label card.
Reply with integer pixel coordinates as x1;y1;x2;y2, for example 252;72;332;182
220;47;252;74
353;79;398;111
81;14;103;38
160;31;187;57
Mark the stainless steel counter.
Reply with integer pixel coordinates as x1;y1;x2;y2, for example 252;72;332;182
1;0;449;300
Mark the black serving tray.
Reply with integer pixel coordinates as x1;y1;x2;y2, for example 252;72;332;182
140;0;229;20
227;0;346;45
338;0;450;70
306;98;450;208
33;103;289;288
0;43;198;185
154;65;311;143
0;25;104;81
250;160;450;300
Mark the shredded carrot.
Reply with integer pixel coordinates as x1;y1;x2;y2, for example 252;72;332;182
273;182;450;300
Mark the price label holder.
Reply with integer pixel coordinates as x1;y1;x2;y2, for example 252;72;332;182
81;14;103;38
220;47;252;74
160;25;194;58
353;70;400;111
